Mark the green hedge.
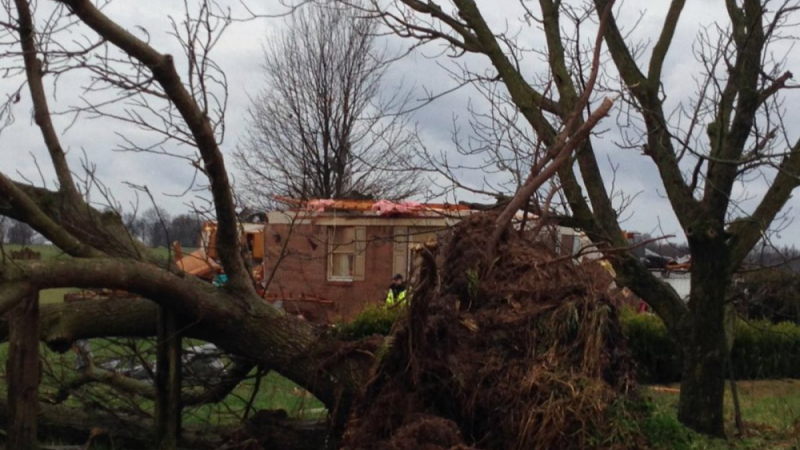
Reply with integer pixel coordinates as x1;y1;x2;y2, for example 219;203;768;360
335;305;404;341
737;269;800;324
621;309;800;383
620;310;682;383
336;305;800;382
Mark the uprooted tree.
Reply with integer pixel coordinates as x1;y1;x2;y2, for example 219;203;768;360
4;0;797;445
0;0;623;448
352;0;800;437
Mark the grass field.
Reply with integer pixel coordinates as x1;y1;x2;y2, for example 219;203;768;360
1;244;195;304
0;338;326;430
1;243;72;260
644;380;800;449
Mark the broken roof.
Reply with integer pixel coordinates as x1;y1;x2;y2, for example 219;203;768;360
175;247;221;278
273;197;473;217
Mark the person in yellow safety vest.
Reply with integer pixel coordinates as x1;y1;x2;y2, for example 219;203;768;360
386;274;407;307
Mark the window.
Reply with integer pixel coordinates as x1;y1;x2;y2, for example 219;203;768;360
328;226;366;281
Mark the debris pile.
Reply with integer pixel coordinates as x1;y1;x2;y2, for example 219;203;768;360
342;213;637;450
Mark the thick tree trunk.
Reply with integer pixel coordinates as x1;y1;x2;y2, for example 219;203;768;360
677;238;729;437
0;393;327;450
0;297;375;429
7;291;40;450
155;307;182;449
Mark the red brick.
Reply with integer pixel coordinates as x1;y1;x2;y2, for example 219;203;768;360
263;223;397;321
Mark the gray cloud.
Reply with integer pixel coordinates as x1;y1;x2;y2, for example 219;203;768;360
1;0;798;246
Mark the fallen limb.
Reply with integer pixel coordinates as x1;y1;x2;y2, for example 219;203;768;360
0;297;158;352
0;395;329;450
0;396;223;449
53;357;257;408
0;297;375;430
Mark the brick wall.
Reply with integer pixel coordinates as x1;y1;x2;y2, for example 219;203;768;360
263;223;397;321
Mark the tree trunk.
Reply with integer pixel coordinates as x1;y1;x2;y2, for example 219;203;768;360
0;297;374;407
0;392;326;450
7;291;40;450
677;239;729;437
155;307;182;449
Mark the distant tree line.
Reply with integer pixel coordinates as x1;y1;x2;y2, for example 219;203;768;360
2;209;201;248
743;242;800;273
123;207;202;248
0;218;38;246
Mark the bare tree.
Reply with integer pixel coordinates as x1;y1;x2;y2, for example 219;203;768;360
131;209;201;248
6;219;35;245
350;0;800;437
142;207;172;248
170;213;202;248
123;211;148;243
234;2;422;204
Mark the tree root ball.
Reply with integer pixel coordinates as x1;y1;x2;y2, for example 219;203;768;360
342;213;639;450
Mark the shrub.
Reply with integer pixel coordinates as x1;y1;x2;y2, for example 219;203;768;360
733;320;800;379
621;309;800;383
736;270;800;324
335;305;404;341
620;309;681;384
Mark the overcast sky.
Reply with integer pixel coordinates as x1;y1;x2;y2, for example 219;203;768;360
2;0;799;246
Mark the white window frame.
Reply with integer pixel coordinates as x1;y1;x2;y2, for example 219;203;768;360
327;226;366;282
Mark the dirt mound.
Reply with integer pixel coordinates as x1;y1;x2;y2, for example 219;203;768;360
342;214;638;450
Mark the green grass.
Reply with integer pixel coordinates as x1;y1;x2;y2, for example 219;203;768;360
1;243;72;260
185;371;325;426
1;244;196;304
39;288;74;304
644;380;800;449
2;245;75;303
0;337;325;433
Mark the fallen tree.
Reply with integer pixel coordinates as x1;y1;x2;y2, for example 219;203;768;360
0;397;225;450
0;0;378;445
0;0;618;447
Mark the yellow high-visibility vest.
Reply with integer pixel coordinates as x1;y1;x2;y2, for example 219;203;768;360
386;288;407;306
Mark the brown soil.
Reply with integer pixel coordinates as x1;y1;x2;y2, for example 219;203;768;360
341;213;638;450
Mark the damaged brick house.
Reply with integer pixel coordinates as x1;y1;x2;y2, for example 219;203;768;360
260;199;473;321
187;198;592;322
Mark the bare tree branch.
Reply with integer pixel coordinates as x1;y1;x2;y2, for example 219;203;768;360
55;0;252;293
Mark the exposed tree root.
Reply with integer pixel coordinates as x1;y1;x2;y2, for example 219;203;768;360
342;214;640;450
